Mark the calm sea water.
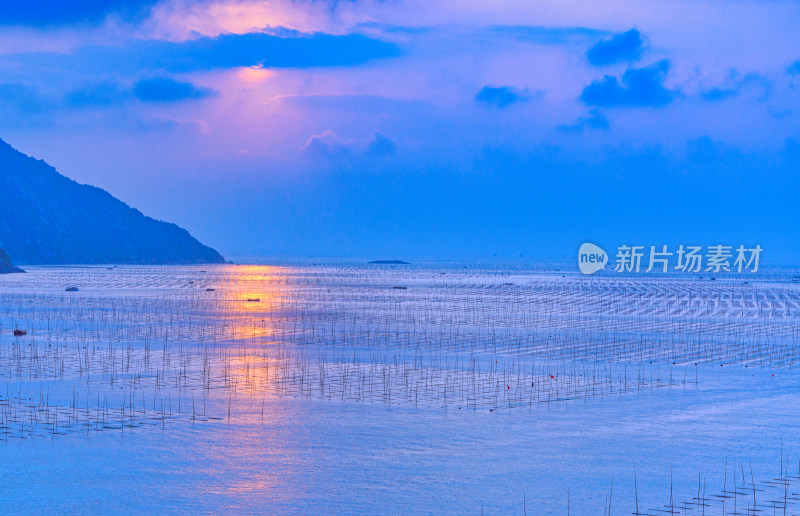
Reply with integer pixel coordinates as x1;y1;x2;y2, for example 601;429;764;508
1;264;799;514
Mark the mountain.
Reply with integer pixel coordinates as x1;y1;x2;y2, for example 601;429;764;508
0;139;225;265
0;247;23;273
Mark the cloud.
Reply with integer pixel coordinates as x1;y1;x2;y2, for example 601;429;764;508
286;94;428;115
65;81;129;107
0;83;56;128
300;130;351;159
685;135;732;167
365;132;397;157
0;0;157;27
586;29;644;66
699;87;737;102
475;85;530;108
558;109;610;132
301;130;397;159
580;60;677;108
63;77;216;109
359;24;605;44
153;30;402;71
699;72;770;102
0;83;52;114
488;25;605;45
786;138;800;161
62;77;215;106
14;30;402;75
132;77;216;102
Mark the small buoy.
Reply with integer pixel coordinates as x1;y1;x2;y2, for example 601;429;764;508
550;375;555;379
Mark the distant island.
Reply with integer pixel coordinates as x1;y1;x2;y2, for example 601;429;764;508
0;139;224;265
368;260;411;265
0;247;23;274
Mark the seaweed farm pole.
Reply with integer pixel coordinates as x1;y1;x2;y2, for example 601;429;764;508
634;463;639;515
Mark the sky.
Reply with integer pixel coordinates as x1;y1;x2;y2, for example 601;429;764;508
1;0;799;263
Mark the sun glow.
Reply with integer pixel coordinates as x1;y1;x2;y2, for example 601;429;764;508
237;65;274;83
